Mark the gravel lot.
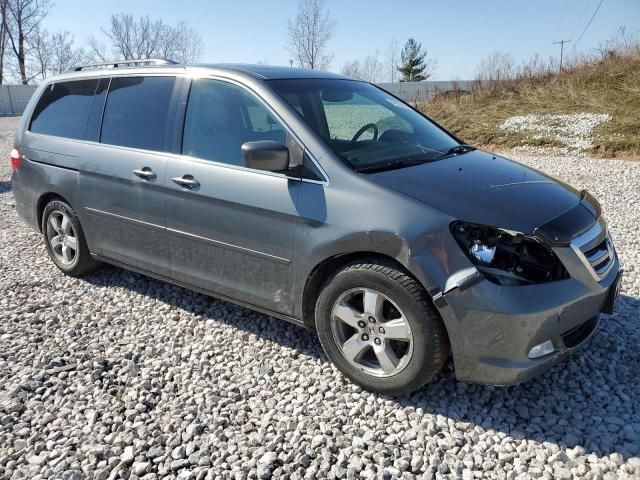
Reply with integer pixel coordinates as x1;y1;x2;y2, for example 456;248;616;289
0;115;638;480
500;113;612;152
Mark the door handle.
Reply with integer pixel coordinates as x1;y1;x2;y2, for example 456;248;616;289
132;167;156;180
171;175;200;189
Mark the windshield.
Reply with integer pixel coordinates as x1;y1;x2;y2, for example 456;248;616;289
268;79;461;172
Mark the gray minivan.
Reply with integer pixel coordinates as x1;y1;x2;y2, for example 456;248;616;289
11;59;622;394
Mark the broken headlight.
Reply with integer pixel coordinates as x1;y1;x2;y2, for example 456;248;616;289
451;221;569;286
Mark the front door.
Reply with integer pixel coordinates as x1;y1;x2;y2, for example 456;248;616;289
164;78;301;315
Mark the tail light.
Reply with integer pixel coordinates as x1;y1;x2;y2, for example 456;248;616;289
10;148;21;171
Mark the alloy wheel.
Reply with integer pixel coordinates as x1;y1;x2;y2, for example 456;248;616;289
45;210;78;265
330;287;413;377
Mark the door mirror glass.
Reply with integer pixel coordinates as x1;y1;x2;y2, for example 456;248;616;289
241;141;290;172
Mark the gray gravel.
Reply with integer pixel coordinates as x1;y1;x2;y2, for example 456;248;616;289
0;115;638;479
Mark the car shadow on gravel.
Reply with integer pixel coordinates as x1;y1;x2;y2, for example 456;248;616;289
0;180;11;193
82;266;326;359
83;266;639;461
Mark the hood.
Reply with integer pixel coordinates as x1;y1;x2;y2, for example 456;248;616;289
368;150;598;241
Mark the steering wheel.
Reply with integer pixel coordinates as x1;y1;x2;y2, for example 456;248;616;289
351;123;379;142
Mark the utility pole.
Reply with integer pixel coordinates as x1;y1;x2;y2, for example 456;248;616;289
553;39;571;73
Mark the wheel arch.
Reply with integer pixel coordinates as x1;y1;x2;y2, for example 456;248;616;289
36;192;71;232
301;251;440;329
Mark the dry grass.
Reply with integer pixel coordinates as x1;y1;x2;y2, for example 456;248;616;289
420;47;640;158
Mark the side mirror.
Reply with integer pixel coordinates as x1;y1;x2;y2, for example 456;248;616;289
241;141;290;172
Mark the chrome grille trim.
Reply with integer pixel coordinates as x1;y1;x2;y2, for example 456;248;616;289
570;217;616;282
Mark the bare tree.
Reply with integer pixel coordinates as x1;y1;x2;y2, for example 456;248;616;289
103;14;162;60
385;37;400;82
26;26;47;80
86;36;108;62
360;52;384;83
22;29;86;82
155;22;179;60
0;0;9;83
341;59;361;78
171;21;203;64
286;0;335;70
3;0;50;84
99;13;203;63
1;8;203;83
341;52;384;83
595;26;639;59
475;51;517;84
48;31;86;73
519;53;555;81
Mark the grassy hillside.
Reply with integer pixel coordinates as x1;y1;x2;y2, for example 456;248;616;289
420;47;640;158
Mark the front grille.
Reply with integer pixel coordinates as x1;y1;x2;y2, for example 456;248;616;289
571;217;616;281
582;236;614;277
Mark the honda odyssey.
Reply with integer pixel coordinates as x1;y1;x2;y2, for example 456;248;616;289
11;59;622;394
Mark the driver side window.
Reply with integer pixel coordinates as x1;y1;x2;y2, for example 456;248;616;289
321;92;412;141
182;79;288;167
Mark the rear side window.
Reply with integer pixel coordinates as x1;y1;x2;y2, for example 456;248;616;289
101;76;175;152
30;80;98;139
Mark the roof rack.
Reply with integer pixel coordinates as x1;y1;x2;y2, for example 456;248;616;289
72;58;178;72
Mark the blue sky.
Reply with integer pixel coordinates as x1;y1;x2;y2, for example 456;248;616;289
47;0;639;80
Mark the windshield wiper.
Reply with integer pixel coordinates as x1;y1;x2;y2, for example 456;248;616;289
434;144;477;159
354;145;477;173
354;157;434;173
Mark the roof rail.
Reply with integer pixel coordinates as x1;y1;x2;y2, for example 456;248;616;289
72;58;179;72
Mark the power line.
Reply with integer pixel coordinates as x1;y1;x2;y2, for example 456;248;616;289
553;39;572;72
568;0;595;41
554;0;569;39
571;0;606;52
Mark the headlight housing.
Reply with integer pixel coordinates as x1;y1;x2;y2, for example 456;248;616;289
451;221;569;286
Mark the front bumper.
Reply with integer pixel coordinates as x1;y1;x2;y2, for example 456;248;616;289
434;240;621;386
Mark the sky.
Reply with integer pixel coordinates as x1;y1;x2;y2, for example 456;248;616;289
46;0;640;80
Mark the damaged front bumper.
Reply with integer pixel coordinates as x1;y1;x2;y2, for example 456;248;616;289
423;215;622;386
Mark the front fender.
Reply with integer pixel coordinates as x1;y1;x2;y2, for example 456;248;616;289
292;178;474;322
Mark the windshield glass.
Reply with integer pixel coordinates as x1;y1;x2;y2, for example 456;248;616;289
268;79;461;172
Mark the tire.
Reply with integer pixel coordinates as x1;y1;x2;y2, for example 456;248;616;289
315;261;449;395
41;199;100;277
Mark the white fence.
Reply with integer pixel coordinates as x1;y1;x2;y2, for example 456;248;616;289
376;80;476;104
0;85;38;116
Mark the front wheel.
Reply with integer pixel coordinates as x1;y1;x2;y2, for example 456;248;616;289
315;261;449;395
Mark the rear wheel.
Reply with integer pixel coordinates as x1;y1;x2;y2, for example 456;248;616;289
315;261;449;395
42;199;99;276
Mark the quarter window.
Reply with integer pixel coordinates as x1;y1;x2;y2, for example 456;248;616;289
101;76;175;152
30;80;98;139
182;79;287;166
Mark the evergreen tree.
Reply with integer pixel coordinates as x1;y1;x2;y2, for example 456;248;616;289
398;38;428;81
